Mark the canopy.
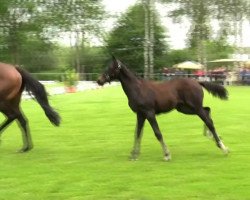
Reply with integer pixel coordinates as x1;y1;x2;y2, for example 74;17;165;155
209;58;247;63
173;61;203;70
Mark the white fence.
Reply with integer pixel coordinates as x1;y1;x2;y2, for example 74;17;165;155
22;81;120;100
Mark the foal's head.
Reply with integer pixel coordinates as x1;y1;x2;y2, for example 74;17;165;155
97;56;122;86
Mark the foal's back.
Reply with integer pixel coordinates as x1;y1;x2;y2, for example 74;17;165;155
0;62;22;100
143;78;204;113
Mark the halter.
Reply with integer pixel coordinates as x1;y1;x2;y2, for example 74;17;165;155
117;61;122;69
104;60;122;82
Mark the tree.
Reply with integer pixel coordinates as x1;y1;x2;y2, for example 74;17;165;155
105;2;169;74
0;0;41;64
164;48;196;68
65;45;107;80
41;0;105;74
0;0;106;73
159;0;249;64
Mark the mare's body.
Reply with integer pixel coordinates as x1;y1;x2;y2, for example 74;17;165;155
97;56;229;160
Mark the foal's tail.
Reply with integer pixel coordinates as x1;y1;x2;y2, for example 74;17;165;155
16;67;61;126
199;81;228;100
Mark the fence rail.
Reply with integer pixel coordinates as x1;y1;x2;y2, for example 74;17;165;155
29;72;249;85
30;73;100;81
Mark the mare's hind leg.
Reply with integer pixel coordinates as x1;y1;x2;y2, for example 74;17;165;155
203;107;213;138
16;113;33;152
0;107;17;142
197;108;229;154
131;112;146;160
146;111;171;161
0;117;15;144
0;117;16;133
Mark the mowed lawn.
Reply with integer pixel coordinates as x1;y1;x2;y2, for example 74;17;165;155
0;85;250;200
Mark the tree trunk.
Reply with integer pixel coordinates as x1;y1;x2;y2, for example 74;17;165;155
149;0;155;79
143;0;149;79
143;0;154;79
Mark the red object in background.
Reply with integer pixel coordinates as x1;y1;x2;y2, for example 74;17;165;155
194;70;205;76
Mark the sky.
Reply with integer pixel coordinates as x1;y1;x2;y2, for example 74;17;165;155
101;0;250;49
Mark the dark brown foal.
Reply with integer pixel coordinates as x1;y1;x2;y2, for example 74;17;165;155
97;56;229;160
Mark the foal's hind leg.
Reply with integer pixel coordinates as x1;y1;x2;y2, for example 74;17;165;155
131;113;145;160
146;111;171;161
197;108;229;154
16;113;33;152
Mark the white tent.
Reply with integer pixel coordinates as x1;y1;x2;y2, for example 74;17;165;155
173;61;203;70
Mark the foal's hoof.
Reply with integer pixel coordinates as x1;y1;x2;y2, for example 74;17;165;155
204;131;213;139
221;146;230;155
18;146;33;153
218;141;229;155
163;154;171;161
130;157;138;161
130;154;139;161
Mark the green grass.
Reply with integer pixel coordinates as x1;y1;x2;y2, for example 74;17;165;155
0;85;250;200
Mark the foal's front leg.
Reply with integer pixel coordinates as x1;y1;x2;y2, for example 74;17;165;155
131;113;145;160
146;112;171;161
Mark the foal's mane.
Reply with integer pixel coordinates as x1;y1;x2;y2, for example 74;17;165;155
118;60;143;80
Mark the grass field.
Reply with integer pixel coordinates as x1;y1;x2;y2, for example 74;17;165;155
0;85;250;200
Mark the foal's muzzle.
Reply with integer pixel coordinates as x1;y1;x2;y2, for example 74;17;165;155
97;78;104;86
97;75;107;86
97;73;111;86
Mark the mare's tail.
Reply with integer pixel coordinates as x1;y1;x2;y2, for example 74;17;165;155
16;67;61;126
199;81;228;100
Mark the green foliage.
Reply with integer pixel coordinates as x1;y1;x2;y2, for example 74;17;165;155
205;40;235;61
1;86;250;199
63;69;78;86
164;40;234;68
0;0;106;73
77;46;108;73
164;48;196;67
106;3;169;73
160;0;250;48
80;47;106;73
0;0;58;71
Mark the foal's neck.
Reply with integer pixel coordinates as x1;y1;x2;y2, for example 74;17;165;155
118;66;140;98
119;66;137;81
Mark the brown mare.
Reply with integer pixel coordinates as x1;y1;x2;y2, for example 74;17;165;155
97;56;229;161
0;62;60;152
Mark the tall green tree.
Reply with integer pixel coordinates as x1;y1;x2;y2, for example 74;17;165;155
159;0;249;63
0;0;42;64
106;3;169;74
41;0;105;73
0;0;105;73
